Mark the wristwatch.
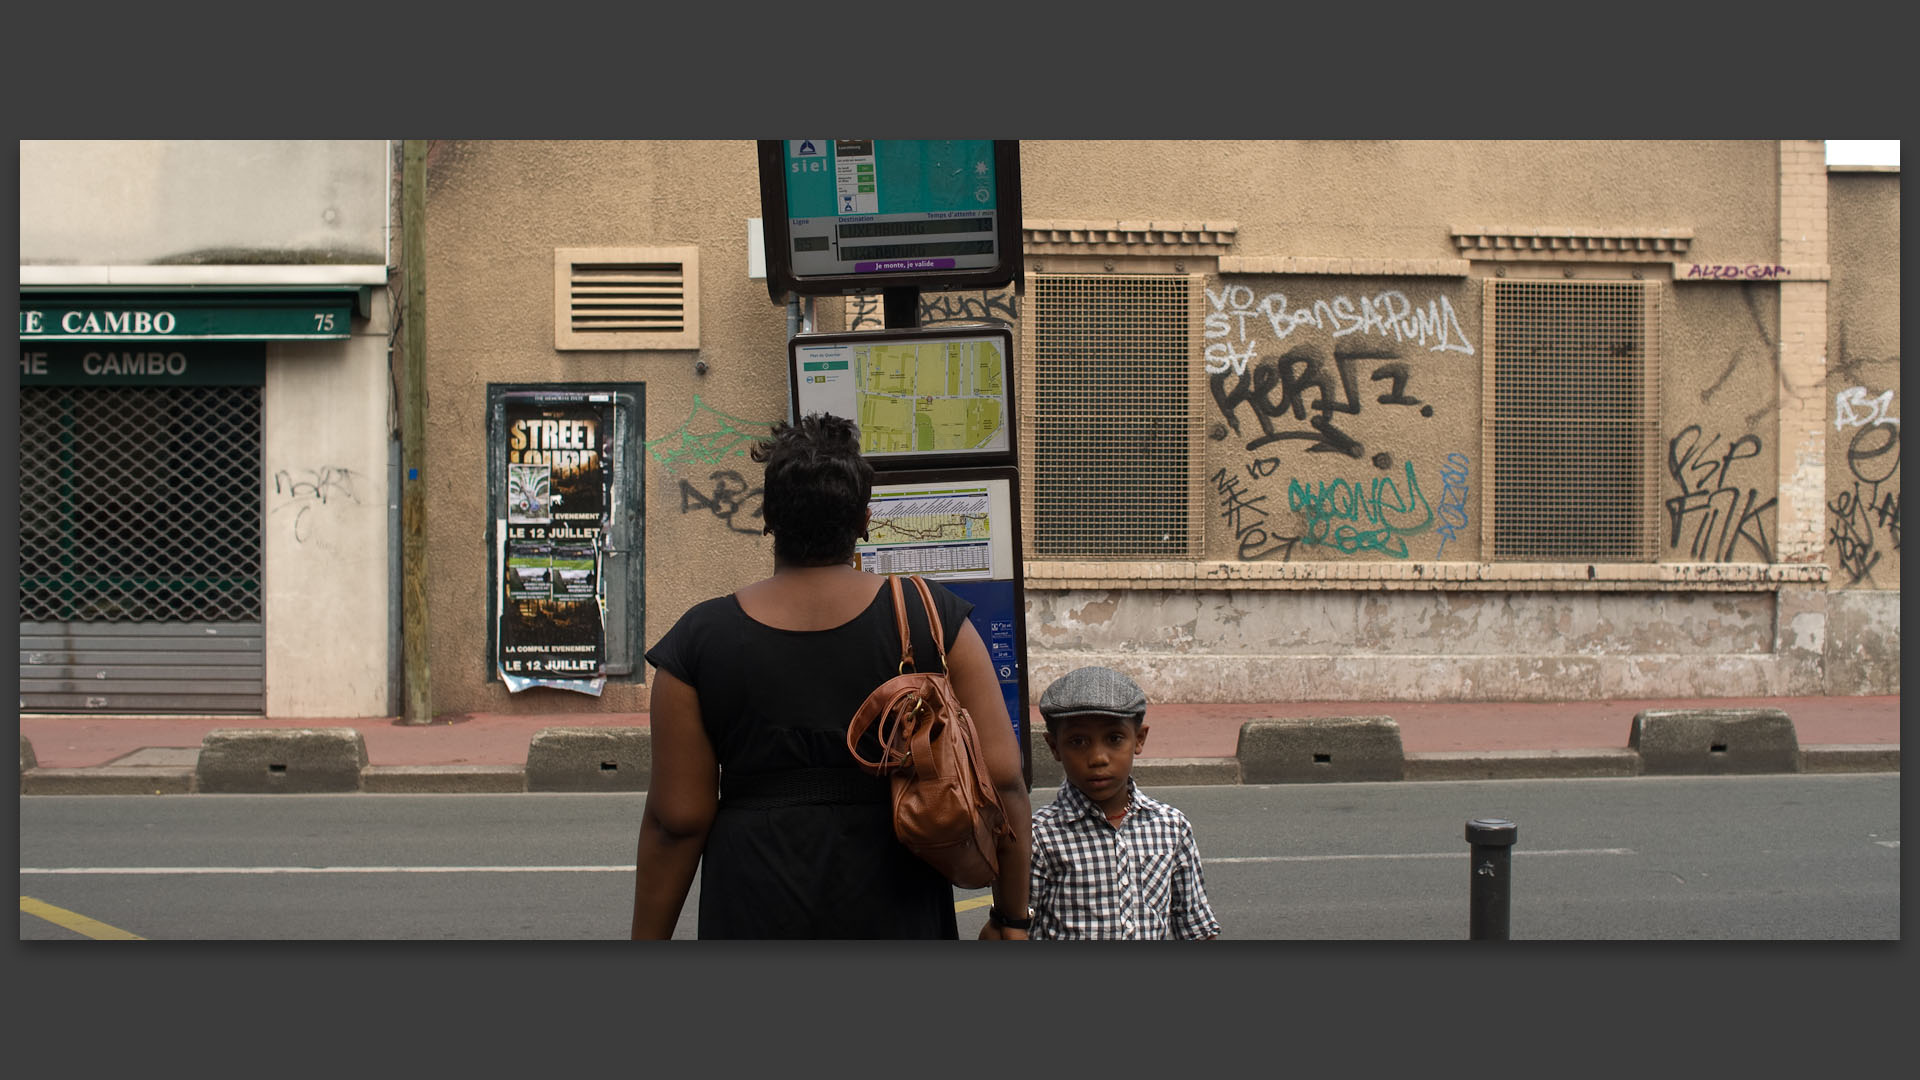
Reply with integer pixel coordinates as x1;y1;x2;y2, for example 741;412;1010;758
988;906;1034;931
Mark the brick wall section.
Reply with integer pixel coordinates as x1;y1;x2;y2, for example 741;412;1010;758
1776;140;1830;562
1216;256;1470;276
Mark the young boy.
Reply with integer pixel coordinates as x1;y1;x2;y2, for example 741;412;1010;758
1016;665;1220;940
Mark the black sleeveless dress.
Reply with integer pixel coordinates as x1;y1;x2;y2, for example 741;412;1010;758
643;578;971;939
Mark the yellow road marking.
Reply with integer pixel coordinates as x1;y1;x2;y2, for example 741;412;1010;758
953;896;993;913
20;896;145;940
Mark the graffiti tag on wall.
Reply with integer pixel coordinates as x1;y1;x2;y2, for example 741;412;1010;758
1204;281;1476;562
1212;455;1469;563
1205;284;1475;377
1665;426;1776;562
1287;461;1435;559
1211;346;1435;461
1210;467;1298;562
1828;415;1901;585
1683;264;1791;280
1835;386;1899;430
644;396;777;474
1433;452;1472;558
270;466;363;544
679;469;764;536
847;288;1019;331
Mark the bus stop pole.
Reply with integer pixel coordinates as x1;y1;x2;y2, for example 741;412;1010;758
883;286;920;329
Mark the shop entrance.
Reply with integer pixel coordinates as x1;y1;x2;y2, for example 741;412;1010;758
19;375;266;713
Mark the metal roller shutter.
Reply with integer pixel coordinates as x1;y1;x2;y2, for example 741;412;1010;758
18;383;264;713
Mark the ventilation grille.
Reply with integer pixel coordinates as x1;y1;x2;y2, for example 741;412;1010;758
19;385;263;622
1482;279;1661;561
554;247;699;350
1020;274;1205;559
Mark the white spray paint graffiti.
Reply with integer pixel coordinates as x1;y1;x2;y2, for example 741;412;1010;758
1835;386;1899;430
1205;284;1476;375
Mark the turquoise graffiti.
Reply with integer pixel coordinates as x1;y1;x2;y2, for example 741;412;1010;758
645;396;778;474
1287;461;1434;559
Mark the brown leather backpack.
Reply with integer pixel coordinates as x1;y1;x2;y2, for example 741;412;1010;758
846;574;1011;890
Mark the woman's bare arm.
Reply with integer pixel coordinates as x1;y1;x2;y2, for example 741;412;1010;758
946;618;1032;939
629;668;719;939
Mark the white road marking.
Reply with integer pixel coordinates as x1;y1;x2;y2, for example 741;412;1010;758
22;849;1639;875
1209;848;1635;864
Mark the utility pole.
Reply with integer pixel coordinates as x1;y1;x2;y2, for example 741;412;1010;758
400;139;432;725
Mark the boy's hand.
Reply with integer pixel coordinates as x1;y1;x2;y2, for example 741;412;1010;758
978;922;1029;940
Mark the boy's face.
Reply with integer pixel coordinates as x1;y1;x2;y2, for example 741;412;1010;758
1044;713;1149;817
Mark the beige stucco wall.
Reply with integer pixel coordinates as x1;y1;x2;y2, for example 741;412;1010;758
1020;140;1778;264
1201;273;1484;563
1824;171;1901;589
1662;280;1784;563
1822;169;1900;694
415;140;1892;713
262;304;396;717
423;140;793;715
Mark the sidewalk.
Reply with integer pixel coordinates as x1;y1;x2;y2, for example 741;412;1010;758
18;694;1900;788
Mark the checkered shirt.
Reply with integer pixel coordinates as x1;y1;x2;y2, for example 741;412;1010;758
1029;778;1221;940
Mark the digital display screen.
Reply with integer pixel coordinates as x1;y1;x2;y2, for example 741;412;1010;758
780;139;1002;278
839;240;995;261
837;218;994;239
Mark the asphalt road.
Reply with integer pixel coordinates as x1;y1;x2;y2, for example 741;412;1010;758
19;773;1900;940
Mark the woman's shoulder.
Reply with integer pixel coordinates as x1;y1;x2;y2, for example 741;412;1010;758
653;593;745;643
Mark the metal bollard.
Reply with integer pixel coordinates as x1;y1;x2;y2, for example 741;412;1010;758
1466;817;1518;940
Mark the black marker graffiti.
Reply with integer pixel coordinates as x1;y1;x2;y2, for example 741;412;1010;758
1827;420;1901;585
1211;467;1298;561
1664;426;1775;562
847;288;1019;331
270;466;363;544
679;469;764;535
1209;346;1430;460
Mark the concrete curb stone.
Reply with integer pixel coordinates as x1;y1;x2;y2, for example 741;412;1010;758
525;726;651;792
1629;708;1800;775
1237;716;1404;784
23;765;196;795
361;765;527;794
194;728;369;794
12;744;1898;795
1801;745;1900;773
1403;749;1641;782
1132;757;1242;786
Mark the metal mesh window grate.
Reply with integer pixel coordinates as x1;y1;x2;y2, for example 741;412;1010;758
1482;279;1661;561
19;385;263;622
1020;274;1205;559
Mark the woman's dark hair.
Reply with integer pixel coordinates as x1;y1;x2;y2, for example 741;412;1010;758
751;413;874;567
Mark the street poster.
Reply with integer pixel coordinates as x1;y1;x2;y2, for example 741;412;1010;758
496;390;611;694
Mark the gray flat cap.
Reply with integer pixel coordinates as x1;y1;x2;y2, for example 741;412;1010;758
1038;666;1147;722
